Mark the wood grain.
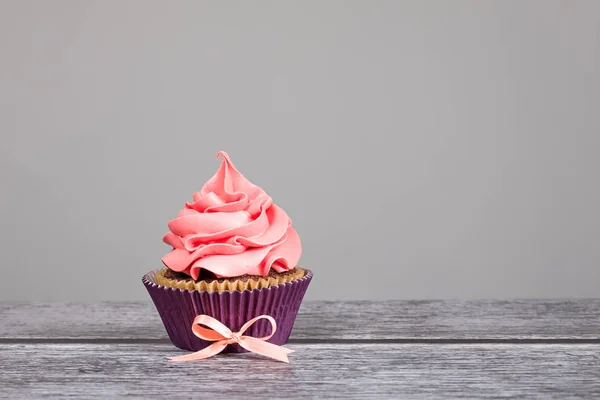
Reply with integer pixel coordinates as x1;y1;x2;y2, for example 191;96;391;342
1;300;599;340
2;343;599;399
3;301;599;398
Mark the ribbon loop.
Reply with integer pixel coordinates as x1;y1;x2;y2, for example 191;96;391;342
168;314;294;364
190;314;233;341
238;315;277;341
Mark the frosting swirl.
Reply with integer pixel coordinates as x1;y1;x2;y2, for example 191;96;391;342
162;151;302;279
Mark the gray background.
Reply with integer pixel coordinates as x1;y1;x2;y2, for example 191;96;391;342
1;0;599;302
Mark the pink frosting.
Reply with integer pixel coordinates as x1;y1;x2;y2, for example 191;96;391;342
162;151;302;280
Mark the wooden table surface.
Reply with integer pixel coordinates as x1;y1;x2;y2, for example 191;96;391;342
1;300;599;399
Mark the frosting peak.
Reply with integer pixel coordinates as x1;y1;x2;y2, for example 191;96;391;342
162;151;302;279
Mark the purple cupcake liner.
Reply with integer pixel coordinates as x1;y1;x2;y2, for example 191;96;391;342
143;269;312;353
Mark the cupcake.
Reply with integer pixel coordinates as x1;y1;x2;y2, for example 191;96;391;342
143;151;312;355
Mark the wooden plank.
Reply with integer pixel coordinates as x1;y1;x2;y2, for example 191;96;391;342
1;300;599;340
2;343;599;398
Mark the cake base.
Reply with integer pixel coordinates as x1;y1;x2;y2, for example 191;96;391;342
143;268;313;352
154;267;307;293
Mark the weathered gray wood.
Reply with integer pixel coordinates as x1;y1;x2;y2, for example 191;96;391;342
2;343;599;399
3;301;599;398
1;300;599;340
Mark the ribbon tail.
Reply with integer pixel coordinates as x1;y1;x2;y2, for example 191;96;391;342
239;337;294;363
168;340;228;362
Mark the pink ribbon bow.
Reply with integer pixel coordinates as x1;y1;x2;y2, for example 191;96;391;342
168;314;294;363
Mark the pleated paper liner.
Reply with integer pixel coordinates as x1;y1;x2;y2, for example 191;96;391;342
153;267;307;293
143;268;312;352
